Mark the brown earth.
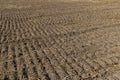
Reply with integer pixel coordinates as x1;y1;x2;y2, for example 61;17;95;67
0;0;120;80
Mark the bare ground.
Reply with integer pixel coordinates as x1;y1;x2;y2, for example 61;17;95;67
0;0;120;80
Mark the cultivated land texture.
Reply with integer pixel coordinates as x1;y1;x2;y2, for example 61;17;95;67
1;0;120;80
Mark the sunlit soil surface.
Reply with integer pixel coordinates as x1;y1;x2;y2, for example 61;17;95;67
0;0;120;80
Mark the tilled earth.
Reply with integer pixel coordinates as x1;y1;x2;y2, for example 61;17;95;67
1;1;120;80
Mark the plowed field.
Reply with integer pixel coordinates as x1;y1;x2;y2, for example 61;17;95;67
1;0;120;80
